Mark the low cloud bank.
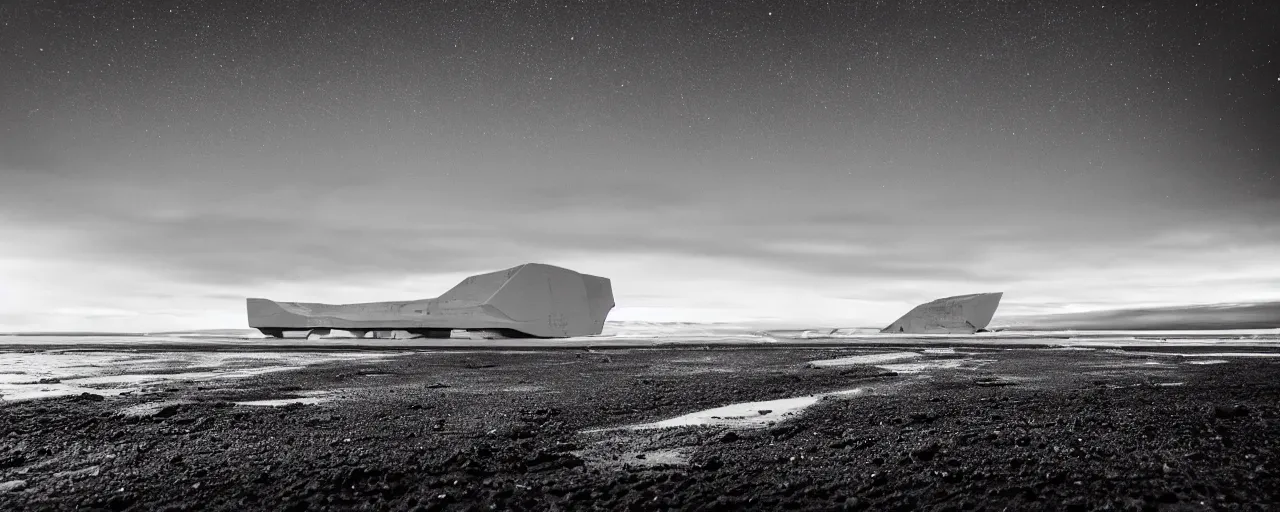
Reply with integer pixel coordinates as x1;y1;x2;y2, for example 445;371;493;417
993;302;1280;331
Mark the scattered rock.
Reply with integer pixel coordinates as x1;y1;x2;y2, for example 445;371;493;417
552;442;578;452
0;344;1275;510
695;457;724;471
908;411;938;424
507;425;538;440
0;453;27;470
910;442;941;461
37;378;61;384
75;393;105;402
974;377;1017;387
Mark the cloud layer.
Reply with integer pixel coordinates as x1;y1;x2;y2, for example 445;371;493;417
2;1;1277;331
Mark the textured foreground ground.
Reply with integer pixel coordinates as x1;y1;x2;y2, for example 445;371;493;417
2;345;1278;511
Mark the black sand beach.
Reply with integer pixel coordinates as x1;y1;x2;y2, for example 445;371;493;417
2;344;1278;511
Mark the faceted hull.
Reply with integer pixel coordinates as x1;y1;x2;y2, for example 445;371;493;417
247;263;614;339
881;292;1003;334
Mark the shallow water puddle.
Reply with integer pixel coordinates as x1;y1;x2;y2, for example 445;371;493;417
0;351;405;401
236;397;328;407
876;358;996;373
590;388;865;432
2;384;139;401
1090;360;1175;369
499;385;545;392
1128;352;1280;359
648;364;737;376
572;445;691;470
1;367;302;401
120;400;195;417
807;352;920;367
616;448;689;467
72;367;303;386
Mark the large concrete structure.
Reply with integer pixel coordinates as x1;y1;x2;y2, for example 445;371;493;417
247;263;614;339
881;292;1003;334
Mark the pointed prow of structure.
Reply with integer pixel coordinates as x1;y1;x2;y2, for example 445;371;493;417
881;292;1003;334
246;263;615;339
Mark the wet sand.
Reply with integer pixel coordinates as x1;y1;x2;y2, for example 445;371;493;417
1;342;1278;510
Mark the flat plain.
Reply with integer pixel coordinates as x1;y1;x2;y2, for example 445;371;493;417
1;338;1278;511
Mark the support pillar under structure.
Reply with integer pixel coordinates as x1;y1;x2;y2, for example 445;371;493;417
406;328;452;339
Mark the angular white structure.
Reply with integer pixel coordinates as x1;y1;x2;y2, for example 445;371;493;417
881;292;1003;334
247;263;614;339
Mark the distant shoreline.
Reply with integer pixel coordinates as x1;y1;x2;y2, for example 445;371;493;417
4;300;1278;337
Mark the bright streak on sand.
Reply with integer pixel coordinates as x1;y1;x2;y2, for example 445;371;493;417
806;351;996;374
806;352;921;367
597;388;866;431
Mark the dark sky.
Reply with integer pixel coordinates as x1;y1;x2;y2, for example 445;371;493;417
1;0;1277;330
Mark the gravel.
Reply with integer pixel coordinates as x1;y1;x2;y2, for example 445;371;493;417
1;345;1277;511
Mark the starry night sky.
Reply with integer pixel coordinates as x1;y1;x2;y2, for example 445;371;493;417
1;0;1277;331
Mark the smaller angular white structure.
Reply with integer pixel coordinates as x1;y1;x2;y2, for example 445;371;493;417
881;292;1003;334
247;263;614;339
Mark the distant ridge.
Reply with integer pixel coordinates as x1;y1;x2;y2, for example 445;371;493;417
993;301;1280;331
6;303;1276;337
0;331;148;337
